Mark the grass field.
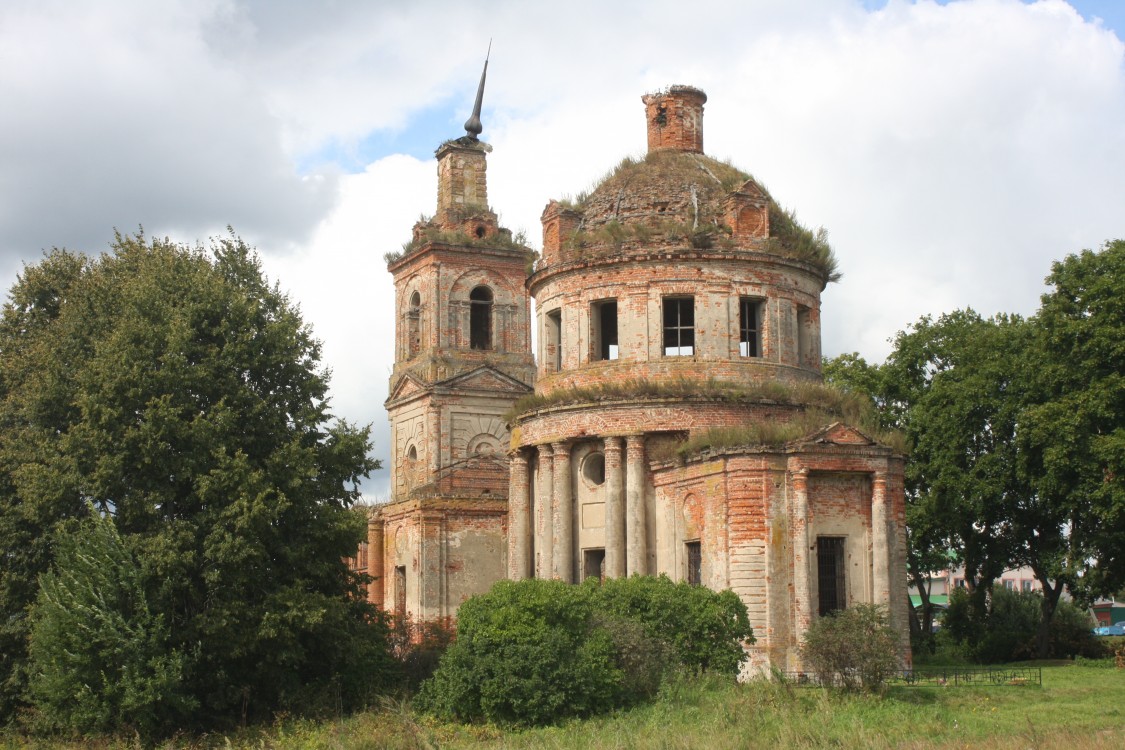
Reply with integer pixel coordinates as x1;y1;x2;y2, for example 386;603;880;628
6;661;1124;749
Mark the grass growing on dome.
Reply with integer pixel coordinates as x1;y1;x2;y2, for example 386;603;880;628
767;204;841;282
552;150;841;282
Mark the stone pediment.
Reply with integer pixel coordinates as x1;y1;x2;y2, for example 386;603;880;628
387;373;430;403
802;422;877;446
437;366;532;395
734;178;768;202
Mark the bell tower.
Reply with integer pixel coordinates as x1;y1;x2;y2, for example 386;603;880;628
373;50;535;622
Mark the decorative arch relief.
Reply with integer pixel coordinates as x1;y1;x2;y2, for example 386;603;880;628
453;414;508;459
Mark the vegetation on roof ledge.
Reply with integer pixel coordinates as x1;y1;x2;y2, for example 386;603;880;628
506;377;906;452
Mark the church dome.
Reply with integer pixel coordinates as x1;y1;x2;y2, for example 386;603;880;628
579;149;753;239
538;86;838;283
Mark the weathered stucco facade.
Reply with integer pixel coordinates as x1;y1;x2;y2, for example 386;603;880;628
364;85;910;671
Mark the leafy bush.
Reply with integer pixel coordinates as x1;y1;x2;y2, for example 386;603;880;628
1049;600;1101;659
417;576;753;726
416;580;623;726
801;604;901;692
28;508;195;738
972;586;1040;663
589;576;753;675
941;586;1099;662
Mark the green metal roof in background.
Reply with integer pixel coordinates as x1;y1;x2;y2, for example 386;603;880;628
910;594;949;609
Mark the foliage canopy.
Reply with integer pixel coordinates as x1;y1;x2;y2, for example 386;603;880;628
0;232;392;732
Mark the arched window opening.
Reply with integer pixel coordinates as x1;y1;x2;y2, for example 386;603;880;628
470;286;493;350
408;291;422;357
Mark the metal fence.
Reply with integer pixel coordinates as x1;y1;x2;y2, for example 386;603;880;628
780;666;1042;687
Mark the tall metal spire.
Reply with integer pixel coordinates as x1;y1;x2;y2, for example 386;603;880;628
463;41;491;140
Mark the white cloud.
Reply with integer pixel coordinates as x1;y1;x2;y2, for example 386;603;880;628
1;0;1123;494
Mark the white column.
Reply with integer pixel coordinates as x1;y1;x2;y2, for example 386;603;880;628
625;434;647;576
872;472;891;606
507;451;531;579
604;437;626;579
792;468;812;644
536;444;555;579
552;441;573;583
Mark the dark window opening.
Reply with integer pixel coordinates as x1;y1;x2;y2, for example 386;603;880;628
740;298;762;357
582;452;606;486
470;286;493;350
797;305;812;366
475;225;486;238
592;299;619;361
663;297;694;356
686;540;702;585
408;291;421;357
546;309;562;371
584;549;605;581
394;565;407;616
817;537;847;616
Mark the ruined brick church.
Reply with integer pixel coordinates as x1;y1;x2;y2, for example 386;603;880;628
358;81;910;671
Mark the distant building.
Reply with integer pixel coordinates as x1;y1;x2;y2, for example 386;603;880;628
910;566;1043;612
358;84;910;672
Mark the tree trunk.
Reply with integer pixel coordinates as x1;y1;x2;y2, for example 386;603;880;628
1035;573;1064;659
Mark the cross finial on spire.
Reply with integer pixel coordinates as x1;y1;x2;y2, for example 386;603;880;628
463;40;491;140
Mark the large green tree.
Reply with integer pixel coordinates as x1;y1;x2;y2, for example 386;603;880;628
829;240;1125;660
0;232;392;731
826;312;1031;644
1021;240;1125;604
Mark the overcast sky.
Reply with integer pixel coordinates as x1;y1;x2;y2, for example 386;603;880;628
2;0;1122;499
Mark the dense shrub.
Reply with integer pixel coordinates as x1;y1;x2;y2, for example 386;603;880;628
388;616;457;692
801;604;901;692
27;509;195;738
416;580;623;726
1049;601;1101;659
417;576;753;726
590;576;753;675
941;586;1099;662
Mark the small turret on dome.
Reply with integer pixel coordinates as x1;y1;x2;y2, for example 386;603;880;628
537;85;838;284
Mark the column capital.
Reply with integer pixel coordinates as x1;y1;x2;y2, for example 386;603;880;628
603;435;624;452
539;442;555;458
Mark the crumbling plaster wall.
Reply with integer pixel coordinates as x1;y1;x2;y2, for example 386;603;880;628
531;254;823;390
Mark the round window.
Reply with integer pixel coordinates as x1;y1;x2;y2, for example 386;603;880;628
582;452;606;486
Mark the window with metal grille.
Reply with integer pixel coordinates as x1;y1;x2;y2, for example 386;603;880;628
685;540;702;586
591;299;619;361
739;297;762;357
663;297;694;356
816;537;846;616
469;286;493;350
